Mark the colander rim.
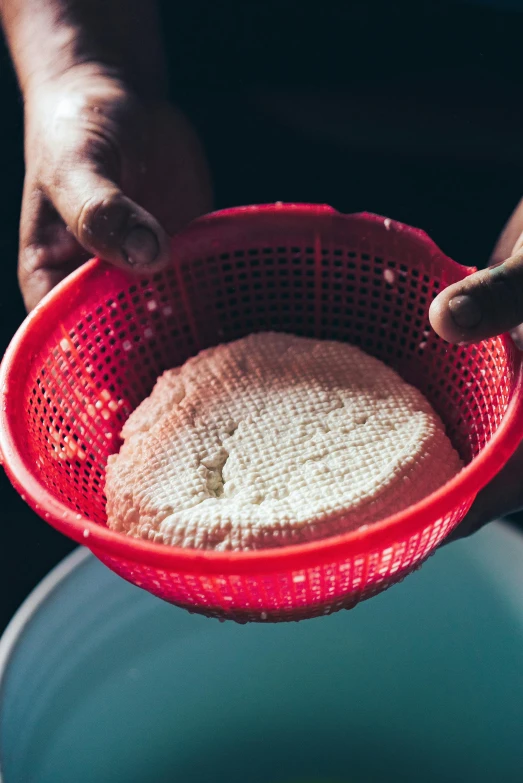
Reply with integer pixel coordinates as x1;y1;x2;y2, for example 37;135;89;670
2;205;523;576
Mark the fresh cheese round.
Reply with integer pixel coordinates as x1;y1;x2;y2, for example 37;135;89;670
105;333;462;551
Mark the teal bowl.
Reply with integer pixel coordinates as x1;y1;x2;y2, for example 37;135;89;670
1;522;523;783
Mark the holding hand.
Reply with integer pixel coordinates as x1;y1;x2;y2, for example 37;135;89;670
19;68;212;310
431;199;523;538
430;199;523;346
0;0;212;310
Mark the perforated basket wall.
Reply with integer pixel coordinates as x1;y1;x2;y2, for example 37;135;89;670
2;205;523;622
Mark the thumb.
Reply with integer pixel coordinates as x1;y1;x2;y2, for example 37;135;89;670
50;165;171;271
429;244;523;344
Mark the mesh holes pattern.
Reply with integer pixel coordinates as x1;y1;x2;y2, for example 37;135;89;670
25;244;509;523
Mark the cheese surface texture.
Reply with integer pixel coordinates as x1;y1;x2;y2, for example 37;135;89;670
105;333;462;550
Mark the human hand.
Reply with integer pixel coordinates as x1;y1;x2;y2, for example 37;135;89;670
430;199;523;540
19;66;212;310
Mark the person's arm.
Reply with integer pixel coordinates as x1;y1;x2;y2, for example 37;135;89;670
0;0;212;310
0;0;167;97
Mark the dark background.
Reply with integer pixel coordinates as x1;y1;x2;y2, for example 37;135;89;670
2;0;523;631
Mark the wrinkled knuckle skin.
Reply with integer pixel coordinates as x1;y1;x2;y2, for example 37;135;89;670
44;152;78;195
18;244;46;276
74;133;122;179
40;132;119;195
75;195;109;248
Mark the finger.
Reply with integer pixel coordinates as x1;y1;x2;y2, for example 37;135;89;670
490;201;523;348
429;248;523;344
441;441;523;545
442;493;497;545
18;182;89;310
490;197;523;266
510;323;523;350
48;163;171;272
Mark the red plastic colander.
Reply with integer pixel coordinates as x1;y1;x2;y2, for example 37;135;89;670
1;204;523;623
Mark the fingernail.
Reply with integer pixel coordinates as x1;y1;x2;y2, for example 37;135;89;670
489;259;506;276
122;226;159;266
448;295;482;330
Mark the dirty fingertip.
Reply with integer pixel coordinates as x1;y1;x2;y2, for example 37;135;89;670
122;226;161;267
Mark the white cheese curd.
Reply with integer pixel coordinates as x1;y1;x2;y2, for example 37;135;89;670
105;333;462;551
